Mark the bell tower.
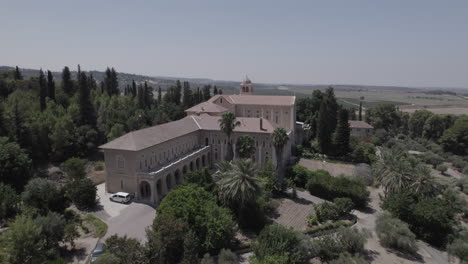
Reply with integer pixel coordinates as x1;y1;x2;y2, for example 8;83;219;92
240;75;253;95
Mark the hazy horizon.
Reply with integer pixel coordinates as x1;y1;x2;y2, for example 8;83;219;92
1;0;467;88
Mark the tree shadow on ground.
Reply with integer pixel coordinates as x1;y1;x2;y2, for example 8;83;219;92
362;249;380;263
388;248;424;262
62;247;88;262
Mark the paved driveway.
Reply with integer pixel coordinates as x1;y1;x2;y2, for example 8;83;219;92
92;184;156;242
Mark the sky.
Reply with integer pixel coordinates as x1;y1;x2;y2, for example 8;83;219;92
1;0;467;88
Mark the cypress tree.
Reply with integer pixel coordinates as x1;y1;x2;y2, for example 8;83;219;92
61;66;74;96
131;80;137;97
324;87;338;132
39;69;47;111
202;85;211;101
173;80;182;105
334;108;351;156
14;66;23;80
358;101;363;121
0;103;5;136
137;84;145;109
182;81;193;108
104;67;119;96
317;99;331;153
157;86;162;103
213;86;218;95
46;70;55;101
144;82;153;108
78;72;96;127
218;89;223;95
88;73;97;91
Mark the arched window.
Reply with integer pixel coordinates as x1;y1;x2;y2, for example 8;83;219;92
205;138;209;146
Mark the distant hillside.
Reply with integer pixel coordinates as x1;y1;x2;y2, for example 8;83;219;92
2;66;467;94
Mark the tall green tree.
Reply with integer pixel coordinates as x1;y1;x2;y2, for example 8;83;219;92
316;88;338;153
236;135;256;159
334;108;350;156
104;67;119;96
61;66;74;95
38;69;47;111
14;66;23;80
78;72;96;127
0;183;20;223
219;112;240;161
202;85;211;101
440;115;468;155
358;101;363;121
213;86;218;95
409;110;433;138
182;81;193;108
131;80;137;97
173;80;182;105
0;137;31;191
157;86;162;103
0;215;47;264
272;127;288;187
46;70;55;101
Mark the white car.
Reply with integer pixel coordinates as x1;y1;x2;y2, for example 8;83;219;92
110;192;131;203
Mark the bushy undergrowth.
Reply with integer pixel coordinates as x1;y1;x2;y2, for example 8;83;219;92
306;170;369;207
375;212;418;255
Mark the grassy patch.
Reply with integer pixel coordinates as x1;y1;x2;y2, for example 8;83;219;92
85;214;108;238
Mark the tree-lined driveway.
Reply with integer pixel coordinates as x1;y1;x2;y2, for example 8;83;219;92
92;184;156;242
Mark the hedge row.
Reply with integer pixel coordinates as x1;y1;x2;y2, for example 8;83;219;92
305;169;369;207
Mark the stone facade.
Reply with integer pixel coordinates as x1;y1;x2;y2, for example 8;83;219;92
100;78;296;205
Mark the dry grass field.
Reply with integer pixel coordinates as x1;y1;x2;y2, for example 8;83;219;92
400;105;468;115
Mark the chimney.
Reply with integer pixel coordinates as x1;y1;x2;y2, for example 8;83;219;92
260;118;265;131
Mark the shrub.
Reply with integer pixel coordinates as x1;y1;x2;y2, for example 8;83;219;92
62;157;86;179
334;198;354;216
457;178;468;195
315;227;370;261
65;178;97;210
105;234;146;264
422;152;443;167
447;228;468;264
315;202;340;222
350;142;376;164
306;170;369;207
157;184;236;253
375;212;418;254
201;253;215;264
94;162;104;171
0;183;20;223
382;191;456;247
287;165;310;188
253;224;312;264
463;166;468;175
337;227;371;254
329;254;369;264
353;163;373;186
218;248;237;264
436;164;448;174
450;155;466;169
22;178;69;215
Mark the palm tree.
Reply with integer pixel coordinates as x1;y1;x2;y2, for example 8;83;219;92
218;112;240;161
236;135;256;159
216;159;260;208
409;164;437;195
272;127;289;187
374;149;413;195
